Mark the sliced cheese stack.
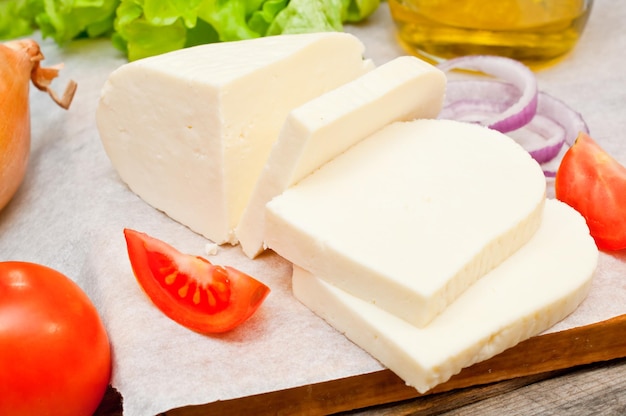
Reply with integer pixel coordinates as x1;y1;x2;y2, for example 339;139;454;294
97;32;372;244
265;119;548;327
292;199;598;393
264;118;597;392
236;56;447;258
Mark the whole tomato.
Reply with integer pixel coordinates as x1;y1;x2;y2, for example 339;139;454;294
0;261;112;416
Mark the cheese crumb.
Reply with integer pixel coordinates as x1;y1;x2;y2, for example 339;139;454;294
205;243;219;256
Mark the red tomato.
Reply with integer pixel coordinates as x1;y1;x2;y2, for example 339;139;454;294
124;229;270;333
555;131;626;251
0;262;112;416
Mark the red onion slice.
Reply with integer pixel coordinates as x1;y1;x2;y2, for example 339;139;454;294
508;114;566;164
533;92;589;176
533;90;589;147
440;80;517;123
438;70;589;177
438;56;538;133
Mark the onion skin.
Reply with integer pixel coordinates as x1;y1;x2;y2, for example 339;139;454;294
0;39;76;211
0;41;31;211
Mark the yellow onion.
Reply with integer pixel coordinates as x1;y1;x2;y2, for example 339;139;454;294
0;39;76;211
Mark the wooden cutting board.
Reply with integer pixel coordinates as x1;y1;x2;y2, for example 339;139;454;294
95;313;626;415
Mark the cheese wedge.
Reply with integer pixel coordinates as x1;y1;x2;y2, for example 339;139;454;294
96;33;372;244
265;119;547;327
292;199;598;393
236;56;447;258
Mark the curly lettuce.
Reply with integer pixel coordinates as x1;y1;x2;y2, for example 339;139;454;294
0;0;118;43
0;0;43;39
0;0;380;61
115;0;380;60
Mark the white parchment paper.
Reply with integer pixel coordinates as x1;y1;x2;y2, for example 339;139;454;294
1;1;625;414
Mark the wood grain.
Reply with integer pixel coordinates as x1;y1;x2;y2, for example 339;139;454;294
342;369;573;415
340;357;626;415
437;357;626;416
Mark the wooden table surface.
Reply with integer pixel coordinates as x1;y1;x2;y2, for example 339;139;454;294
351;357;626;415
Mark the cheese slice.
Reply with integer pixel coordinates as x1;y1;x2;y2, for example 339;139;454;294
96;33;372;244
265;119;547;327
236;56;446;258
292;199;598;393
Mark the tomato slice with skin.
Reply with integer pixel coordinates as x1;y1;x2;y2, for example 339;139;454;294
124;229;270;333
555;131;626;251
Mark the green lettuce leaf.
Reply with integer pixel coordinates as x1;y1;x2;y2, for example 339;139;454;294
247;0;289;36
196;0;265;41
113;0;262;60
267;0;344;35
0;0;380;61
0;0;119;43
112;0;188;61
37;0;119;43
0;0;43;39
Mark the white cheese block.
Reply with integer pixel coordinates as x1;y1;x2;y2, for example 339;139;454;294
96;33;372;244
265;119;547;327
236;56;447;258
292;199;598;393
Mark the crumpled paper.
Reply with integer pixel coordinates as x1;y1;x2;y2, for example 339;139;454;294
1;2;625;414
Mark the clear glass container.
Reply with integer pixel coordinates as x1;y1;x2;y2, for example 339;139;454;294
388;0;594;68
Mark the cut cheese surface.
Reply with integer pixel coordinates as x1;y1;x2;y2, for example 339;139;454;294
292;199;598;393
265;119;547;327
96;33;372;244
236;56;447;258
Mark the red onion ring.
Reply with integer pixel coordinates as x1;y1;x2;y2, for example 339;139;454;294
509;113;566;164
439;80;518;123
437;56;589;177
438;56;538;133
533;92;589;177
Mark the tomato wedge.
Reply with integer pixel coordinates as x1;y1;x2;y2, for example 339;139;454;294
124;229;270;333
555;132;626;251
